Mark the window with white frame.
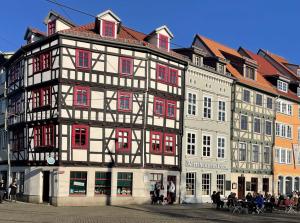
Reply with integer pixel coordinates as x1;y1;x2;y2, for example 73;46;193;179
275;149;280;163
188;92;196;115
254;118;261;133
280;149;286;163
217;174;225;195
252;145;259;162
277;80;288;92
256;94;263;106
186;172;196;196
187;132;196;155
297;69;300;77
194;55;201;66
265;120;272;135
275;123;292;138
298;127;300;141
217;137;225;158
203;96;212;119
276;100;292;115
202;174;211;195
264;147;270;164
218;100;226;121
239;143;247;161
287;151;292;164
202;135;211;157
240;115;248;130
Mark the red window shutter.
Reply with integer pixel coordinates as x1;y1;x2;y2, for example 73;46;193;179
150;131;162;154
72;125;89;149
73;86;90;108
169;68;178;86
166;100;176;119
154;97;165;117
115;128;131;153
119;57;133;76
102;20;115;38
117;91;132;112
75;49;91;70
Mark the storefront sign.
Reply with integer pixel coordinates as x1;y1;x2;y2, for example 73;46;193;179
73;181;85;186
185;160;229;170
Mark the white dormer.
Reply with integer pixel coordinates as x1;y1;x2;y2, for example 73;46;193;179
96;10;121;39
244;65;256;80
146;25;174;51
277;79;288;92
44;11;76;36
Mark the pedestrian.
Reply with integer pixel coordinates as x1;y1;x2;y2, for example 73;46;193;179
0;179;6;203
168;181;176;204
9;179;18;202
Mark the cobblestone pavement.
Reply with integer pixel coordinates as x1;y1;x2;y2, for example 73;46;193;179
0;202;299;223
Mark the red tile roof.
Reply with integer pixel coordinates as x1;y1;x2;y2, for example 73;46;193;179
196;35;277;95
242;48;300;102
59;22;186;61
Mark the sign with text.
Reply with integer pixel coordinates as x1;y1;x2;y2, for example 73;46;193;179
185;160;229;170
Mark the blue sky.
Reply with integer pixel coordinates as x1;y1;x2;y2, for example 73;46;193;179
0;0;299;63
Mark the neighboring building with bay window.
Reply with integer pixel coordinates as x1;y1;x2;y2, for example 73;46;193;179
0;10;186;206
193;35;277;199
175;36;234;203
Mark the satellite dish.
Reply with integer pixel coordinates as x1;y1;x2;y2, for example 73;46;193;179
46;156;55;165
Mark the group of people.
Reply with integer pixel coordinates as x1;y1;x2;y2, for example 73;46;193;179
0;179;18;203
151;181;176;205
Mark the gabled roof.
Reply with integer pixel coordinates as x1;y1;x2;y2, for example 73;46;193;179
58;22;186;61
241;48;300;102
196;35;276;95
258;49;298;78
43;10;76;27
96;9;121;22
146;25;174;40
24;27;46;40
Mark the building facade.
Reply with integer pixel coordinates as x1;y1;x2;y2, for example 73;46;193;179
0;10;187;206
240;48;300;195
175;39;234;203
194;35;277;199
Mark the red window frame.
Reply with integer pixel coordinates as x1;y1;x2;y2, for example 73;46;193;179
48;20;56;35
34;126;43;147
72;125;89;149
41;87;51;107
102;20;115;38
150;131;162;154
119;57;133;76
33;52;51;73
115;128;131;153
156;64;168;83
164;134;176;155
166;100;176;119
73;86;90;108
169;68;178;86
43;125;54;147
159;34;169;50
117;91;132;112
154;97;165;117
75;49;91;70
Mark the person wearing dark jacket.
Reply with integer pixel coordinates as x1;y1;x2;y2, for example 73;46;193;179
9;179;18;202
215;192;224;209
0;180;6;203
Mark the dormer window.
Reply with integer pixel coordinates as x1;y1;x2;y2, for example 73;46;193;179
217;63;225;74
158;34;169;50
102;20;115;38
194;55;202;66
297;69;300;77
48;20;56;35
245;66;255;80
277;80;288;92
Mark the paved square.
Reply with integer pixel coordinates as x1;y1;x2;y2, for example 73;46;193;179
0;202;299;223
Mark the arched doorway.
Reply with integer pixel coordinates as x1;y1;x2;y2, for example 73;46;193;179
294;177;300;192
278;176;284;195
286;177;293;195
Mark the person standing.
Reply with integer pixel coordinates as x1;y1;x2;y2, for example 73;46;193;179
9;179;17;202
0;180;6;203
169;181;176;204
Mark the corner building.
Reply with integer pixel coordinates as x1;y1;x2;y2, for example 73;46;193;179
0;10;187;206
175;37;234;203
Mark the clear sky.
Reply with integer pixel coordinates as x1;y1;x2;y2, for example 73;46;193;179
0;0;299;63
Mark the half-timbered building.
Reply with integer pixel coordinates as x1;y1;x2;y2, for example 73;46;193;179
174;37;234;203
239;48;300;195
194;35;277;199
0;10;187;206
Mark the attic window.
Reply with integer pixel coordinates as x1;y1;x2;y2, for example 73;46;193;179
102;20;115;38
245;66;255;80
48;20;56;35
158;34;169;50
277;80;288;92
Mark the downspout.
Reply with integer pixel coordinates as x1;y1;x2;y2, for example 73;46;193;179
272;95;279;195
